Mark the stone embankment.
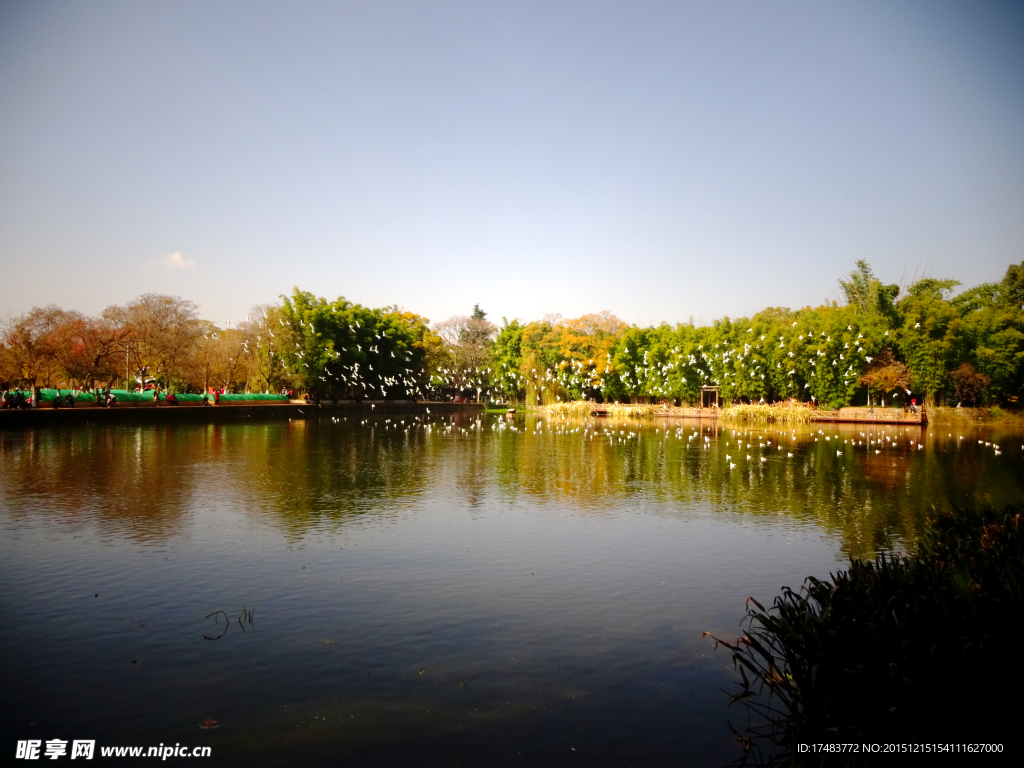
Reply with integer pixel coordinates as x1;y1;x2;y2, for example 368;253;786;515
0;401;483;428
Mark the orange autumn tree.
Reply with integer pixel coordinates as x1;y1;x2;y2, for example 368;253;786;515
858;347;911;405
518;311;627;403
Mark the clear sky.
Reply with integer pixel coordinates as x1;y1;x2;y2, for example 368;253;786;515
1;0;1022;328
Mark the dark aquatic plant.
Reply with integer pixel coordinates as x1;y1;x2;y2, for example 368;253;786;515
203;606;255;640
707;504;1024;766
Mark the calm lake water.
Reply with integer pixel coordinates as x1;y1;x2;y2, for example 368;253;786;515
2;413;1022;766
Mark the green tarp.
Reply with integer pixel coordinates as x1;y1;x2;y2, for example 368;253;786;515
15;390;289;403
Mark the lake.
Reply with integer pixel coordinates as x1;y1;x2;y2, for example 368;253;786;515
2;412;1021;765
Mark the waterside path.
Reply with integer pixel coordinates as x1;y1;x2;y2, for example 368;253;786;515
0;400;484;428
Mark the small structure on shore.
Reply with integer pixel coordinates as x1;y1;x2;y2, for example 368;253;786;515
700;386;720;409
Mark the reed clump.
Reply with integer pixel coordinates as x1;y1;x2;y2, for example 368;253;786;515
708;504;1024;765
543;402;656;419
544;401;597;418
720;403;816;424
604;403;655;419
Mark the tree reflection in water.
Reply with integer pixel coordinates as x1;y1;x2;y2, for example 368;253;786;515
2;414;1021;560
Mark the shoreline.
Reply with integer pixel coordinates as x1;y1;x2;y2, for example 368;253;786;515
0;400;484;428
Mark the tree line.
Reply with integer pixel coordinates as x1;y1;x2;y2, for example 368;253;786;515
487;260;1023;408
2;261;1021;407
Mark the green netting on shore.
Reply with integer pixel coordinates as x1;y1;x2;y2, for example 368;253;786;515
22;389;288;403
15;390;97;403
217;393;289;402
102;390;153;403
162;393;206;402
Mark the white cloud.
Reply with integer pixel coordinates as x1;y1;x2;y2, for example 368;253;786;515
154;251;196;270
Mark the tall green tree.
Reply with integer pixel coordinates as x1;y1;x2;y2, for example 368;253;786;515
896;278;962;405
838;260;900;321
280;288;428;400
1003;260;1024;308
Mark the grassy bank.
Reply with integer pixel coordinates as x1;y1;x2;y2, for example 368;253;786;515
535;400;1023;427
709;504;1023;765
928;405;1024;427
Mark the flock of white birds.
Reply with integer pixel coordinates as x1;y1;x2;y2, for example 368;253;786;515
484;322;891;404
320;414;1017;467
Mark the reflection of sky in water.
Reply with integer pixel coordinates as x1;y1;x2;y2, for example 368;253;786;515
1;415;1021;765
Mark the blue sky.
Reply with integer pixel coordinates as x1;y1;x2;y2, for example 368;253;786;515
1;0;1022;328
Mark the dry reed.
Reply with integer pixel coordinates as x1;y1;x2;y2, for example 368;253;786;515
543;402;656;419
720;403;816;424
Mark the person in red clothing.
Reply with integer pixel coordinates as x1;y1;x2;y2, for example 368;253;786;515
214;390;220;405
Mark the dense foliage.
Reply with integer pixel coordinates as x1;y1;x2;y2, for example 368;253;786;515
279;289;434;400
488;260;1023;408
2;260;1021;404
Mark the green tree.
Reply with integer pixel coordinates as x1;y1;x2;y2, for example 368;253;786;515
280;288;428;400
838;260;900;320
959;304;1024;404
896;278;962;405
489;319;526;401
951;283;1001;316
1003;260;1024;308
